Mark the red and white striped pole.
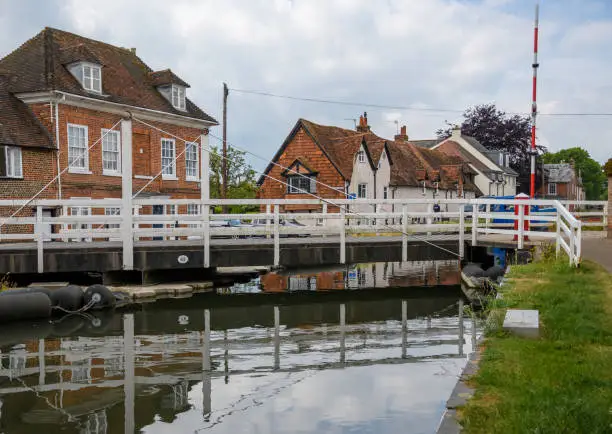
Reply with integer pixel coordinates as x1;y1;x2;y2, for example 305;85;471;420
530;1;540;198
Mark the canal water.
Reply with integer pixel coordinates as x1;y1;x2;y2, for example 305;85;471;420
0;260;480;434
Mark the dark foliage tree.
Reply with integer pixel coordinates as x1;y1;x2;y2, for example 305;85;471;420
542;148;606;200
209;146;258;213
436;104;546;194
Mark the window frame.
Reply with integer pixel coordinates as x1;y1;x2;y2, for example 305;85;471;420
185;141;199;181
82;63;102;93
287;175;316;194
171;84;186;110
357;150;366;164
161;138;177;179
101;129;121;175
358;183;367;199
4;146;23;178
67;124;89;173
383;186;388;200
548;182;557;196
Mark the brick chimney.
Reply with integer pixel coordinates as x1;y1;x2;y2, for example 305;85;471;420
356;112;370;133
394;125;409;142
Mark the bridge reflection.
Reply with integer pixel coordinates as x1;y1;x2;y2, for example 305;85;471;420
0;270;474;433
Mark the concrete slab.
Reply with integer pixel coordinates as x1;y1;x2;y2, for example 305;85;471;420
436;409;461;434
28;282;68;289
503;309;539;338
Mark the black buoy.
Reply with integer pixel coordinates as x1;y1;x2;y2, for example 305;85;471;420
484;265;505;280
0;292;52;324
0;286;52;298
50;285;84;312
463;264;485;278
84;285;116;310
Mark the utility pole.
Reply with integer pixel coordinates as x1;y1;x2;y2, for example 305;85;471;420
529;1;540;198
222;83;229;211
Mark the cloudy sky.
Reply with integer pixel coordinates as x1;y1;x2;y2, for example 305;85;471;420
1;0;611;171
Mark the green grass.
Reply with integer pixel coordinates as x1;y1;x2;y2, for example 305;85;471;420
460;260;612;434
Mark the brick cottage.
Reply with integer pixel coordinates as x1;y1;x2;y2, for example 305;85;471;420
0;27;217;236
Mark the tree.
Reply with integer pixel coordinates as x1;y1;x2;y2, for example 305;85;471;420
541;148;605;200
209;145;258;213
436;104;546;194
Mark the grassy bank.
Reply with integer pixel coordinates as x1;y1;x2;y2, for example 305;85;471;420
460;260;612;433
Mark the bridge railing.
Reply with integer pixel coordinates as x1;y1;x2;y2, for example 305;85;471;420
0;197;590;271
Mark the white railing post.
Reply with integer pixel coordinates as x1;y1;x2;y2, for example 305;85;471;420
340;206;346;264
36;205;44;273
459;204;465;259
402;204;408;262
274;205;280;266
485;203;491;229
120;119;133;270
322;203;328;238
518;203;525;250
569;223;576;266
426;203;433;236
555;212;561;258
575;222;582;265
62;205;68;242
265;204;271;239
123;313;135;434
201;132;210;268
472;203;478;246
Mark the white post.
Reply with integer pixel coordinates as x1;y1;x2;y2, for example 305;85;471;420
458;299;464;356
426;203;433;236
36;205;44;273
274;205;280;266
339;303;346;364
485;204;491;229
121;119;133;270
273;306;280;370
322;203;328;238
401;300;407;359
402;205;408;262
202;309;211;418
201;133;210;268
555;212;561;258
38;339;45;385
472;203;478;246
123;314;135;434
340;206;346;264
459;205;465;259
575;223;582;265
265;204;271;239
518;204;525;250
569;222;576;266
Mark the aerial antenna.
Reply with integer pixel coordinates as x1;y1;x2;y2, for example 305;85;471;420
529;1;540;198
344;118;357;129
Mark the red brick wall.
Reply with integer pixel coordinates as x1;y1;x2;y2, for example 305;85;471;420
28;103;207;201
258;127;345;212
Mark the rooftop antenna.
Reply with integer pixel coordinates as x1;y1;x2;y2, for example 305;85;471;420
344;118;357;129
394;119;399;135
529;1;540;198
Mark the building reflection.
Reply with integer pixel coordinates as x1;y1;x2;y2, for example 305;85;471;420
260;260;460;292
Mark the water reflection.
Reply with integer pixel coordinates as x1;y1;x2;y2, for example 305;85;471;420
0;261;477;434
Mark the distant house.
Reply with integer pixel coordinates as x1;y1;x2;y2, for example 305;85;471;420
257;114;478;222
538;163;584;201
415;126;519;197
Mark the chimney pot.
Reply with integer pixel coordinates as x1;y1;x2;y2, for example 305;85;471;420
394;125;409;142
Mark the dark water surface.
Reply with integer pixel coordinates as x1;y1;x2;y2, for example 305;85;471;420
0;260;479;433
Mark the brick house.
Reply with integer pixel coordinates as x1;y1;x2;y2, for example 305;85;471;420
537;163;584;201
257;114;477;222
0;28;217;237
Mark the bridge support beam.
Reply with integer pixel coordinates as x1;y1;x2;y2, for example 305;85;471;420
121;119;133;270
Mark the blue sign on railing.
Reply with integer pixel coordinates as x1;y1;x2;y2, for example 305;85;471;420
348;193;357;200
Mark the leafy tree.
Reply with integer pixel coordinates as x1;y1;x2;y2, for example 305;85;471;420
436;104;545;193
209;146;258;213
541;148;605;200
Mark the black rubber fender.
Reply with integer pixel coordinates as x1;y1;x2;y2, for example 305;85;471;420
0;286;52;298
84;285;116;310
50;285;84;311
462;264;485;278
0;292;52;324
484;265;505;280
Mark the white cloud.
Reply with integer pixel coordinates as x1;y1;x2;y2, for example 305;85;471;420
0;0;611;163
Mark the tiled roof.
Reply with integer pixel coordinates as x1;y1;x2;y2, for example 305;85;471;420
149;69;190;88
0;76;54;149
0;27;216;124
411;139;443;149
544;164;575;183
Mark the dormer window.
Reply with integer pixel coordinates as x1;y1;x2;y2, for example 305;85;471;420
172;85;186;110
68;62;102;93
83;64;101;92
